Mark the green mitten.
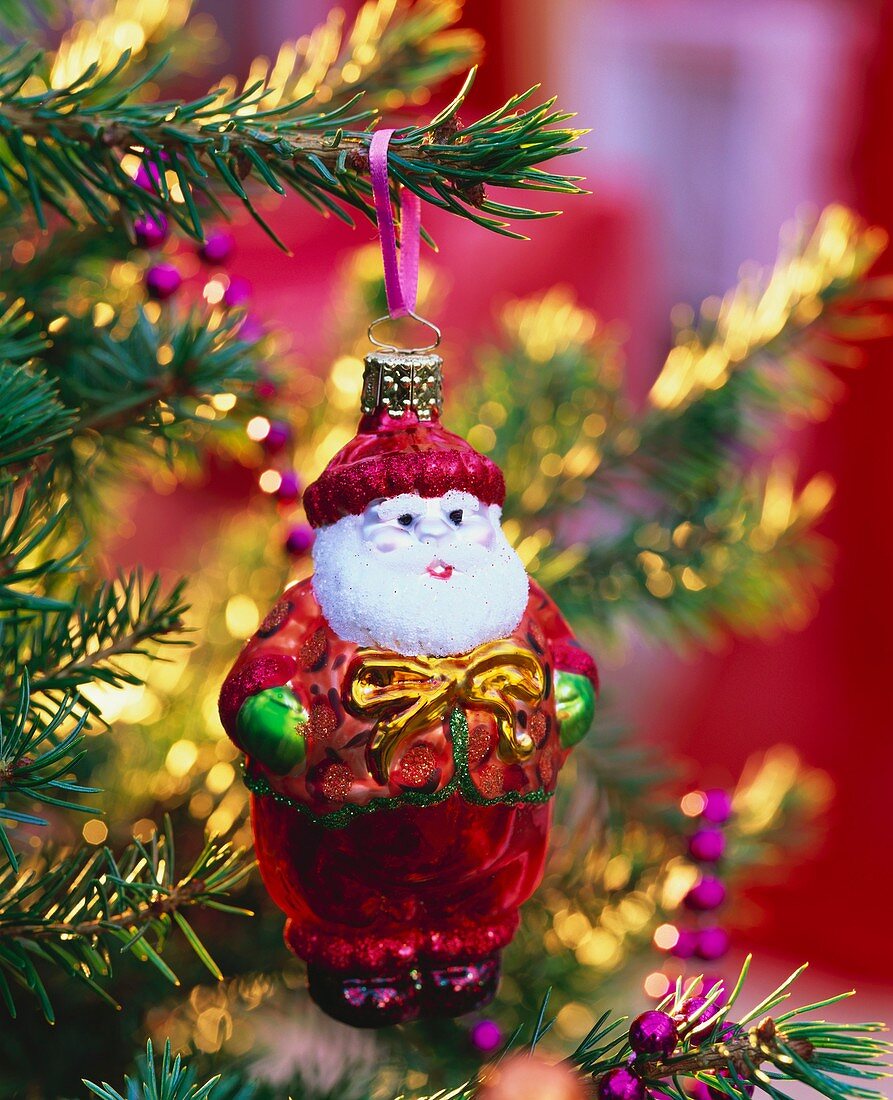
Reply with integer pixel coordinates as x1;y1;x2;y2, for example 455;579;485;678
236;686;308;775
554;670;596;749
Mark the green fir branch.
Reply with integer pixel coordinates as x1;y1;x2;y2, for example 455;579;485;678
0;361;76;472
0;299;76;472
0;45;585;245
509;960;891;1100
452;208;889;647
0;293;45;363
76;960;891;1100
555;469;831;644
0;304;276;505
0;481;79;612
0;672;96;870
617;961;890;1100
0;821;253;1020
58;306;270;438
0;569;189;708
84;1039;225;1100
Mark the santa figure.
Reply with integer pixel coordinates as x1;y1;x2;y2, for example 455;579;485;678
219;353;597;1027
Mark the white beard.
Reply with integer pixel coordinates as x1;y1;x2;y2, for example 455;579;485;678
311;514;530;657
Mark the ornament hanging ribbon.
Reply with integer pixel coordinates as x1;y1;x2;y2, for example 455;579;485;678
368;129;440;350
344;638;546;783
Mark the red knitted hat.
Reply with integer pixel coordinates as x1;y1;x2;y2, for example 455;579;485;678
303;405;505;528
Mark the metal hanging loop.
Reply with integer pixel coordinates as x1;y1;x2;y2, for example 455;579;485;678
367;310;442;354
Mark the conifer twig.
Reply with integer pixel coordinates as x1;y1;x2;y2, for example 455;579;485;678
0;822;253;1020
0;44;585;246
79;960;891;1100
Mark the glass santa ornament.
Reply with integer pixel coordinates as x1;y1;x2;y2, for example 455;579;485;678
219;348;598;1027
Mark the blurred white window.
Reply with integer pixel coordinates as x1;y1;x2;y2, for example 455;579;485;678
556;0;876;305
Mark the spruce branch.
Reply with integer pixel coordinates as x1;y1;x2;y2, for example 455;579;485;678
560;462;833;642
0;305;275;503
562;959;891;1100
647;205;891;417
0;569;189;707
0;821;253;1020
0;293;45;364
0;481;79;611
0;44;585;245
0;672;96;870
0;360;76;472
84;1039;223;1100
0;300;77;472
75;960;890;1100
451;208;891;645
58;306;270;440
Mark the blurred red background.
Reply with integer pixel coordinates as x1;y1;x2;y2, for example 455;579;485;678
138;0;893;985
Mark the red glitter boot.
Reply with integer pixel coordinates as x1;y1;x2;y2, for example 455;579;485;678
420;954;501;1017
306;964;422;1027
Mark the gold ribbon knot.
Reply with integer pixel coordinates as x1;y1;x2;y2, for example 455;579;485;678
343;639;546;784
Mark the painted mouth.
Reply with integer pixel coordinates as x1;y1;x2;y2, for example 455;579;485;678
426;559;454;581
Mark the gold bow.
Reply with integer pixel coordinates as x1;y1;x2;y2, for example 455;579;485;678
344;639;546;784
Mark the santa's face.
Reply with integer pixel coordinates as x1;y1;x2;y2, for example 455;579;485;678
311;489;529;657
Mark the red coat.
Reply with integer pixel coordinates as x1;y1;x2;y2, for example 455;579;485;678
219;575;597;972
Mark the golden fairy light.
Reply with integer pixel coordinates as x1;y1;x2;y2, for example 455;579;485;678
82;819;109;845
246;416;271;442
225;594;261;638
50;0;193;88
644;971;672;998
681;791;707;817
211;0;480;120
258;469;282;494
653;923;680;950
502;286;598;362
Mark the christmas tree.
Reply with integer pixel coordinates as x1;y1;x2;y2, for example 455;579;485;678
0;1;888;1097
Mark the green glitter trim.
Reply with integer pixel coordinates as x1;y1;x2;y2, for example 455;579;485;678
243;708;554;830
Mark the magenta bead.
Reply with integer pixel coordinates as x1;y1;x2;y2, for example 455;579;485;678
670;929;700;959
597;1067;646;1100
134;212;168;248
200;230;235;265
254;378;277;400
470;1018;502;1053
629;1010;678;1058
285;524;314;556
684;876;726;912
677;996;708;1023
134;158;165;192
238;314;265;342
145;263;182;300
275;470;301;504
262;421;291;455
696;927;730;961
688;828;726;862
223;275;251;307
701;788;732;824
687;1083;712;1100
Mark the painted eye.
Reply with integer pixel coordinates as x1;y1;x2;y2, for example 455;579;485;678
397;514;414;527
449;509;463;525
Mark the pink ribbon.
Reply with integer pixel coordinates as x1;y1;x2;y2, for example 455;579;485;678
369;128;421;319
